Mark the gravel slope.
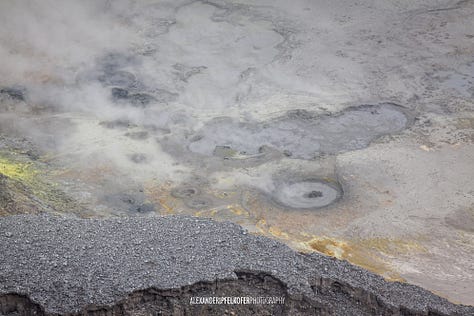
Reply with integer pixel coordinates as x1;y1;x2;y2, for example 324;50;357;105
0;214;472;315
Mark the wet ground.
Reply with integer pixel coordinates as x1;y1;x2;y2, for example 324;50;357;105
0;0;473;306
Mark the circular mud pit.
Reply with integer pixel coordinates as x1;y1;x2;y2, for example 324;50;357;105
171;185;213;209
272;180;342;209
170;186;200;198
185;197;212;209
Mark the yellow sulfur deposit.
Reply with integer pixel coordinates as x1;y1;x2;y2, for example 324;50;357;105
301;235;428;282
0;155;84;216
0;157;38;182
306;237;349;259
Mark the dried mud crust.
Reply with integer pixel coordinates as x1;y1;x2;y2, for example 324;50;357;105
0;215;472;316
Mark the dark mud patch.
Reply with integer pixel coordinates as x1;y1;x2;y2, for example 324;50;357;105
0;87;26;102
76;53;143;90
147;88;179;104
128;153;148;164
99;119;137;130
98;52;140;74
184;197;213;209
77;52;179;108
0;87;27;112
124;131;149;140
98;70;138;89
111;88;156;107
188;103;411;160
445;207;474;232
102;192;155;214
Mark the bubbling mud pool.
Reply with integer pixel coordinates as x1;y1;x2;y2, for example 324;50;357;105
271;179;343;209
187;103;410;160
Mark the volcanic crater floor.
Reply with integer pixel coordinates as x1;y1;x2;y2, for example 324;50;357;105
0;0;474;312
